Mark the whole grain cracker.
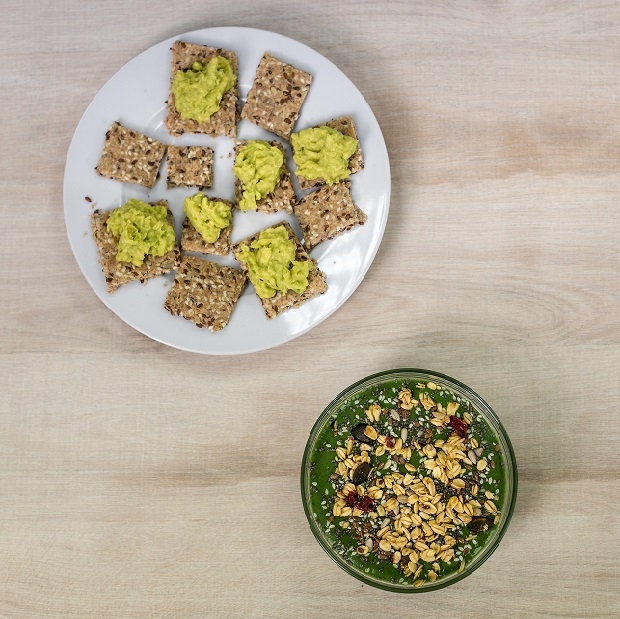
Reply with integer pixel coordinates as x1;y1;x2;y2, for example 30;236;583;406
166;145;214;188
232;221;327;319
166;41;239;138
234;141;296;213
164;255;247;331
295;115;364;191
180;197;234;256
293;180;367;250
240;52;312;139
95;122;166;188
91;201;180;293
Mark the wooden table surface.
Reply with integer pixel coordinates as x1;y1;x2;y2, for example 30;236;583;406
1;1;619;617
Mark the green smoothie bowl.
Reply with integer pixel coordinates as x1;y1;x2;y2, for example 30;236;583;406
301;369;517;592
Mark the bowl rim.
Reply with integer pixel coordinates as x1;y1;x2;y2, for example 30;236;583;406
300;367;518;593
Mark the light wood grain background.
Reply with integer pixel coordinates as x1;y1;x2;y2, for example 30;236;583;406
1;1;619;617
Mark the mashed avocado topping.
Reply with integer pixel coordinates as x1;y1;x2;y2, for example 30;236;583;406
291;126;358;184
232;141;284;212
235;226;313;299
171;57;235;122
106;199;176;267
184;193;232;243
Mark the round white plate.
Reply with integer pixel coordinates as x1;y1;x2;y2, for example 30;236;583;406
63;27;390;355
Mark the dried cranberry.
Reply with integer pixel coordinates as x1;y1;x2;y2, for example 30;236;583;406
449;415;468;438
385;436;395;448
356;495;375;512
345;492;357;507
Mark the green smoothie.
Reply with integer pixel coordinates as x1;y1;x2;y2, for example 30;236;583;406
306;377;507;587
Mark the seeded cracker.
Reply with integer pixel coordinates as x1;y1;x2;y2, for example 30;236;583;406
234;141;296;213
96;122;166;188
166;41;239;138
232;221;327;319
241;52;312;139
296;115;364;191
180;198;234;256
91;201;180;294
293;180;367;250
166;145;213;188
164;256;247;331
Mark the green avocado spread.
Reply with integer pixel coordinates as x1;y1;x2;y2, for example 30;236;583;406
232;141;284;212
106;199;176;267
291;126;358;184
235;226;313;299
184;193;232;243
171;56;235;122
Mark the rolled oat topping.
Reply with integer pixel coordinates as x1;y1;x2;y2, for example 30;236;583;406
309;380;505;586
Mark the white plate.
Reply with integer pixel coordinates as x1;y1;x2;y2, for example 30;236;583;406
63;27;390;355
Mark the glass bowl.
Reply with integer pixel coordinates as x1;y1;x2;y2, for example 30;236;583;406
300;368;518;592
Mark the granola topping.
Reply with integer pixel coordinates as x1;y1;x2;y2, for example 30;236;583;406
308;379;505;586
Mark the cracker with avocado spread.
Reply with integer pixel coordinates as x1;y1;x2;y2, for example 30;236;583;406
180;197;234;256
293;180;367;250
296;116;364;191
95;122;166;188
232;221;327;319
233;141;296;213
91;201;180;294
166;41;239;138
164;256;247;331
240;52;312;140
166;145;214;188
